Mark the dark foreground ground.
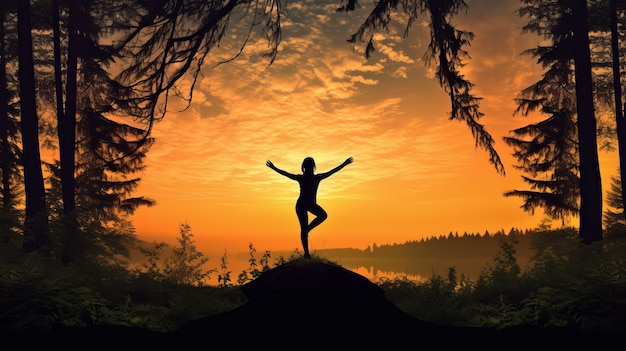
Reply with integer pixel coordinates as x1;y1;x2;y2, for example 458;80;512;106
3;259;622;349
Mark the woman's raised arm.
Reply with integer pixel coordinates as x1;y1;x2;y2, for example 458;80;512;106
266;160;298;180
320;157;353;178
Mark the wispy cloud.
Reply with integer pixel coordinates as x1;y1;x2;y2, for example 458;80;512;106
134;0;553;248
145;0;475;199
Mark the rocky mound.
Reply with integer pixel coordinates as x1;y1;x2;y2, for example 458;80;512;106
177;258;428;347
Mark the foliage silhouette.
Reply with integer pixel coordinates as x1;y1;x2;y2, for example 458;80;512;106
604;170;626;237
236;242;271;285
1;227;625;336
132;223;213;286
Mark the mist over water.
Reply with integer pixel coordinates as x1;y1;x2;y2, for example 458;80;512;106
349;266;426;283
206;251;521;286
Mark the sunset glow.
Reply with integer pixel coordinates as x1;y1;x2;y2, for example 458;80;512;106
130;0;619;256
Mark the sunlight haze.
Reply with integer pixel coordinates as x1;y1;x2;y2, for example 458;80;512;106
130;0;619;256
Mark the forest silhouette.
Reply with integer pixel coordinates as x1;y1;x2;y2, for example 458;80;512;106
2;0;626;347
2;226;626;347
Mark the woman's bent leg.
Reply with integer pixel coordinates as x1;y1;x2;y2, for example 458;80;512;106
307;205;328;233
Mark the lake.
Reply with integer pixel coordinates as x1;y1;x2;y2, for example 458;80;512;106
205;250;512;286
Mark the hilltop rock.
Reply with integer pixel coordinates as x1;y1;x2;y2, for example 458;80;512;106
176;258;426;347
241;257;388;300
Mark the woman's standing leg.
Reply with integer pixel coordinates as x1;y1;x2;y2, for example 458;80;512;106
296;202;311;258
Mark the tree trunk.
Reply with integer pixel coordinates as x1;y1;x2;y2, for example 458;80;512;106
573;0;603;244
53;0;79;264
610;0;626;221
18;0;49;253
61;0;77;218
0;5;11;213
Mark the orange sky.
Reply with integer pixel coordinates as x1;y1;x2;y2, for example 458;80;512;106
130;0;620;256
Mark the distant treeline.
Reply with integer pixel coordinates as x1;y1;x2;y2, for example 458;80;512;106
314;228;539;280
319;228;534;260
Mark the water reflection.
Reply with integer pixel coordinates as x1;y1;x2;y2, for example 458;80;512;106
349;265;426;283
322;255;500;283
218;252;501;286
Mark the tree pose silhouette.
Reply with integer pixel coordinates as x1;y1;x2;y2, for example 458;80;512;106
266;157;353;258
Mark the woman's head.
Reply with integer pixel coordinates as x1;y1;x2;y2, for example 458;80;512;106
301;157;316;174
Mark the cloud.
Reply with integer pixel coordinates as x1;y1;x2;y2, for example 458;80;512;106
141;1;490;198
133;0;549;244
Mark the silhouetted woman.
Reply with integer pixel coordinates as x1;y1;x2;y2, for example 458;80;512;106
266;157;353;258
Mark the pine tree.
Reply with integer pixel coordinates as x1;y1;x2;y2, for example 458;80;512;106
339;0;504;174
43;0;156;264
507;0;605;243
0;3;23;241
603;169;625;233
18;0;49;253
